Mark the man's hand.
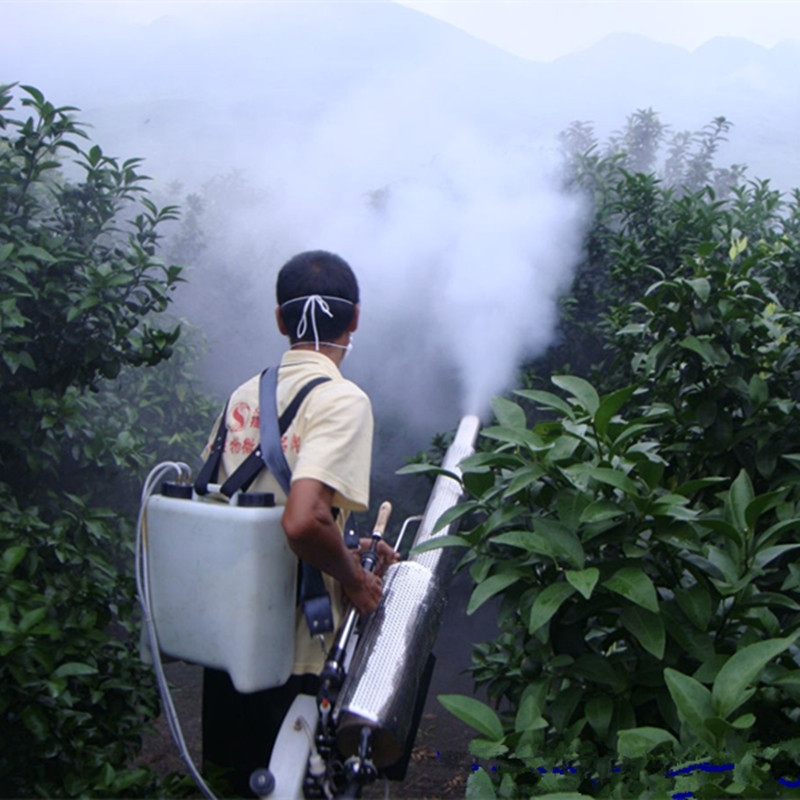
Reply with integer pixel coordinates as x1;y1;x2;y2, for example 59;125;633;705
342;568;383;616
356;537;400;577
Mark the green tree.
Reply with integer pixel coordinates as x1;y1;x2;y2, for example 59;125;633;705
412;112;800;798
0;83;191;797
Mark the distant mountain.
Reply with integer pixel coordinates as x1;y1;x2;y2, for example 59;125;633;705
3;3;798;188
3;2;800;463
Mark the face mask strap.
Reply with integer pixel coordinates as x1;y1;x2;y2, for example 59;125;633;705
281;295;354;351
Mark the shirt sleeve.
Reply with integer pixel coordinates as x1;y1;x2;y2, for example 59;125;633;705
290;381;373;512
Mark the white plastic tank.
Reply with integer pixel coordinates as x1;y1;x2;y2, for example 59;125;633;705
144;486;297;692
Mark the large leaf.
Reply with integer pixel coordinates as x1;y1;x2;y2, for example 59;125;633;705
621;605;665;659
515;388;573;417
675;583;713;631
726;469;754;535
466;572;521;615
565;567;599;599
528;582;576;634
466;767;497;800
712;636;798;719
593;385;636;438
492;522;585;570
438;694;504;740
491;396;527;429
664;668;714;742
617;727;678;759
679;335;730;367
481;425;548;452
551;375;600;415
603;566;659;613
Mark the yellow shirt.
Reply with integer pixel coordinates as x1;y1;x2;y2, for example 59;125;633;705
202;349;374;674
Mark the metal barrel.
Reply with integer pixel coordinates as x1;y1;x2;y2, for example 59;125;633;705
335;415;481;767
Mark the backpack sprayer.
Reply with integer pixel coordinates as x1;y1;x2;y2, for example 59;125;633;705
136;413;480;800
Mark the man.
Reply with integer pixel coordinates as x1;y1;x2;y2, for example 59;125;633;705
200;250;396;796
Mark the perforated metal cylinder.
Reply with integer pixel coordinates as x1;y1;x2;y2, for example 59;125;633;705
335;561;445;766
334;415;480;767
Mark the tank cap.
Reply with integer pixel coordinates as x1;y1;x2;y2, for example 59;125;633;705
237;492;276;508
161;482;193;499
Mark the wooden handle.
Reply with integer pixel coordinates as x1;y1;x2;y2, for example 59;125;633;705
372;501;392;536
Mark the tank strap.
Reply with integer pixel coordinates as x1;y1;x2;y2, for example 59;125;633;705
193;400;230;495
257;366;335;635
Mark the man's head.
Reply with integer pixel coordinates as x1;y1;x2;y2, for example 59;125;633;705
276;250;360;346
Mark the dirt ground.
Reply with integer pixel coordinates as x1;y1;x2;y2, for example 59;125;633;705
137;572;497;799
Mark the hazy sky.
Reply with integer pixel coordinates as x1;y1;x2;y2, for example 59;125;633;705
398;1;800;61
5;0;800;63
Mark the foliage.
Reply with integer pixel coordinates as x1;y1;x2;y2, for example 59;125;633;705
420;374;800;796
409;122;800;794
0;83;207;797
544;109;800;387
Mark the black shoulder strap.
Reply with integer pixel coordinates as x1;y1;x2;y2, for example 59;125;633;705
193;401;229;495
219;370;331;498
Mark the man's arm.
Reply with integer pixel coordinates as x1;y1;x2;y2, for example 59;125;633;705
282;477;383;616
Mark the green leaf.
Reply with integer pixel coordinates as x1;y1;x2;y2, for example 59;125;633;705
754;516;800;550
18;244;57;264
727;469;754;534
565;567;599;599
593;385;636;437
617;727;678;759
712;636;797;719
503;465;545;497
552;375;600;415
491;396;526;429
466;768;497;800
468;738;508;760
432;501;482;533
675;583;713;631
753;544;800;570
481;425;547;451
687;276;711;302
2;545;27;573
52;661;99;679
528;582;576;634
621;604;665;659
680;335;730;367
515;388;573;417
492;522;585;570
22;705;49;741
748;374;768;406
579;499;626;523
466;572;521;615
438;694;504;740
514;690;547;732
19;607;47;633
603;566;659;613
409;534;468;556
664;667;714;741
396;463;460;481
567;465;639;497
585;694;613;737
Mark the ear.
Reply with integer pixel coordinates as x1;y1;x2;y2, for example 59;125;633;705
275;305;289;336
347;304;360;333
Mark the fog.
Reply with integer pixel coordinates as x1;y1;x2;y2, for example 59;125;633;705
4;0;800;494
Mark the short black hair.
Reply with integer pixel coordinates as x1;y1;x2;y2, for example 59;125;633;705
276;250;359;343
